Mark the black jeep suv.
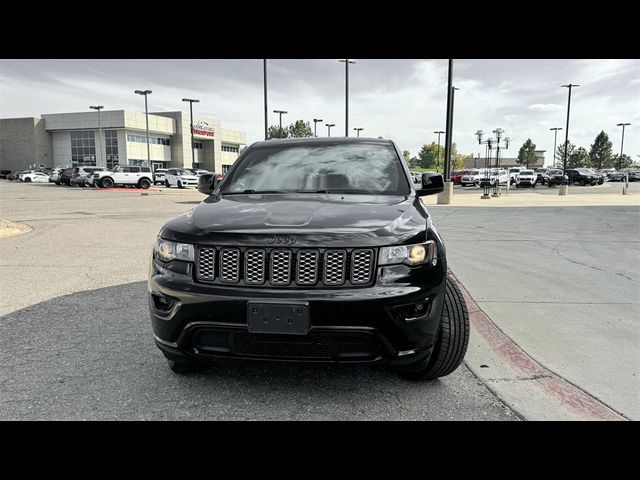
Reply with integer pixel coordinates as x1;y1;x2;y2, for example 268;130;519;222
148;138;469;380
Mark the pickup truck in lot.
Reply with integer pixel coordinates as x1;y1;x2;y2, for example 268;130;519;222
93;165;154;189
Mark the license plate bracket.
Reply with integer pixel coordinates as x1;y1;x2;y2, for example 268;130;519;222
247;301;310;335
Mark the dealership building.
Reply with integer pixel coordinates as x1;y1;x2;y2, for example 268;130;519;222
0;110;246;174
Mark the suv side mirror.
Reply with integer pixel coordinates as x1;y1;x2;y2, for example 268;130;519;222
197;173;219;195
416;172;444;196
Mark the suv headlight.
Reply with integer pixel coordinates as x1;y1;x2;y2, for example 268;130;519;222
379;241;436;266
154;237;195;262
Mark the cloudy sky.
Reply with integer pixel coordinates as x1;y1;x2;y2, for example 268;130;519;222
1;59;638;162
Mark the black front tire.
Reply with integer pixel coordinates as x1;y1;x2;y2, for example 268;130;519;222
139;178;151;189
397;276;470;381
101;177;114;188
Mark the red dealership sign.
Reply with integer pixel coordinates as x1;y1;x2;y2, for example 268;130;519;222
192;120;215;137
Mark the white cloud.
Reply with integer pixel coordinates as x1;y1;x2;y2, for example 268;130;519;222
528;104;563;112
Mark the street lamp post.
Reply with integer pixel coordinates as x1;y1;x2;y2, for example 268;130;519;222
549;127;563;168
313;118;323;137
434;130;445;172
89;106;104;167
273;109;288;135
134;90;152;167
616;122;631;170
560;84;579;195
182;98;200;170
325;123;335;137
353;127;364;137
339;59;356;137
263;59;268;140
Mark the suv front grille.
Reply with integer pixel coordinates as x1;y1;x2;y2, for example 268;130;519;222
195;247;376;288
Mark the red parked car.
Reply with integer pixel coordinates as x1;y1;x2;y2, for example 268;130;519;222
451;170;471;185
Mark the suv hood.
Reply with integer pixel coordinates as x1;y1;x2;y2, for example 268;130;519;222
161;193;429;247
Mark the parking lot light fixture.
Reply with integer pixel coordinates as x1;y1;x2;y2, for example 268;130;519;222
134;90;153;166
273;110;288;131
549;127;563;168
354;127;364;137
89;106;104;167
616;123;631;170
313;118;323;137
182;98;200;170
560;84;579;192
434;130;445;171
325;123;335;137
339;59;356;136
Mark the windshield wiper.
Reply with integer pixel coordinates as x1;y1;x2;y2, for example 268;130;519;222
224;189;288;195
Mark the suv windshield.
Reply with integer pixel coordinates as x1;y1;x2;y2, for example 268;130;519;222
521;170;534;175
221;142;411;195
175;169;192;176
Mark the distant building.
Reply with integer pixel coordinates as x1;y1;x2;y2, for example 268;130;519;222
463;150;546;169
0;110;246;173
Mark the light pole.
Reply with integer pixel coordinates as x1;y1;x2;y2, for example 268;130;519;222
134;90;152;167
434;130;445;172
273;109;287;135
354;127;364;137
560;84;579;194
339;59;356;136
443;60;454;183
313;118;323;137
325;123;335;137
549;127;563;168
263;59;268;140
90;105;104;167
616;122;631;170
182;98;200;170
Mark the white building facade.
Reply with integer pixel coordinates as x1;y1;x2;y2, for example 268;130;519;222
1;110;246;174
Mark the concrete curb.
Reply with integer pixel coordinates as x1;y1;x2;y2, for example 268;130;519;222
449;270;627;421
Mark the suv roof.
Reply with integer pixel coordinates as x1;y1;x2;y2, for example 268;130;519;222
252;137;392;149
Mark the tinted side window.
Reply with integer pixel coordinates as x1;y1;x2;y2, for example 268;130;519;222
120;167;130;173
141;167;151;172
130;167;141;173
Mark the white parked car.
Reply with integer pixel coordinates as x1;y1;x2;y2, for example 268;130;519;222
21;171;50;183
508;167;525;185
193;169;211;177
460;169;486;187
165;168;199;188
489;169;508;186
48;168;64;183
153;169;168;185
93;165;154;189
516;169;537;188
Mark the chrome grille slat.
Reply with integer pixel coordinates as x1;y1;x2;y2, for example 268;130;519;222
219;248;240;283
196;247;374;287
351;249;374;284
196;247;215;281
270;250;292;285
245;249;265;284
324;250;347;286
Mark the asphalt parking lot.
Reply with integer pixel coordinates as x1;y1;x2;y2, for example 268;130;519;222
0;182;515;420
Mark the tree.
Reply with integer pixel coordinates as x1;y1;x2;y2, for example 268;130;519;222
453;154;469;171
556;142;576;169
589;131;613;169
409;156;419;167
417;143;439;169
267;125;288;139
517;139;537;168
402;150;412;166
611;153;633;170
288;120;313;138
567;147;590;168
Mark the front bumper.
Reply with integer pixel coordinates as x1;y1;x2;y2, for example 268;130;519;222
148;255;447;369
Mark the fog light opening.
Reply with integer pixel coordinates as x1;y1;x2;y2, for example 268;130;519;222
152;293;177;312
396;299;431;321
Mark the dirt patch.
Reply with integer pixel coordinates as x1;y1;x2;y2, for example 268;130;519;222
0;219;32;238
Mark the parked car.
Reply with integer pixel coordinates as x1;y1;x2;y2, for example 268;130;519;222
70;166;106;187
515;169;537;188
460;169;484;187
153;168;167;185
508;167;525;185
566;168;597;186
149;137;469;379
93;165;153;189
535;168;548;185
193;169;212;177
165;168;199;188
48;168;64;183
7;171;21;180
546;169;568;187
585;169;605;185
58;168;74;185
0;170;11;179
451;170;471;185
410;171;422;183
21;171;50;183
